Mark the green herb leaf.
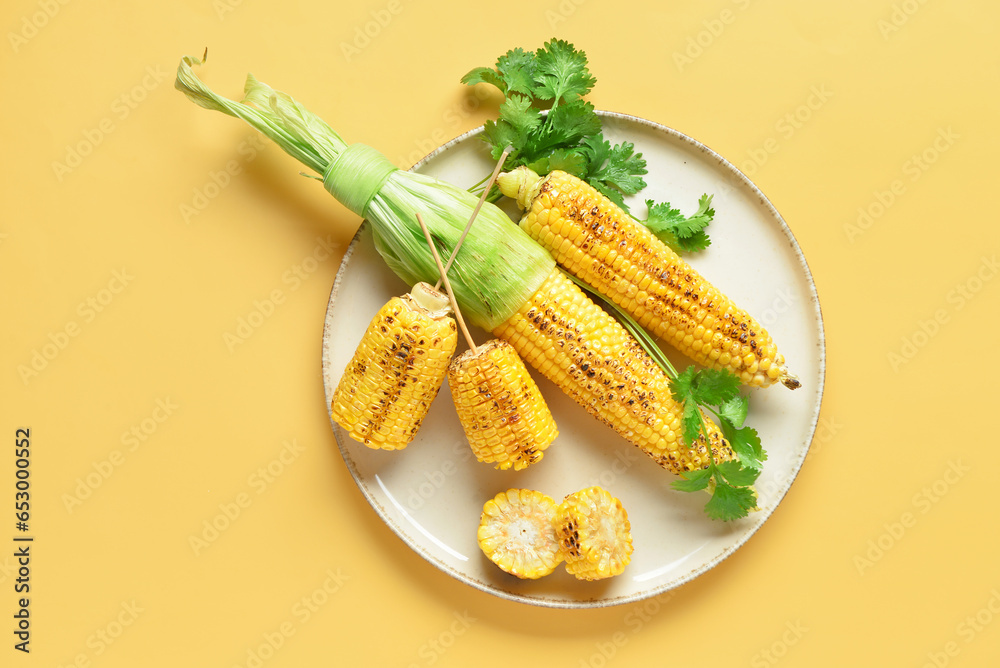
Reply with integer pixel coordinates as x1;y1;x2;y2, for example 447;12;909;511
718;394;749;428
460;66;506;93
689;368;741;407
641;194;715;254
498;94;542;136
542;100;601;148
588;140;648;196
669;365;698;403
532;39;596;106
525;148;588;178
681;400;703;446
704;480;758;522
716;460;760;487
723;422;766;472
495;48;537;96
576;134;648;212
671;467;712;492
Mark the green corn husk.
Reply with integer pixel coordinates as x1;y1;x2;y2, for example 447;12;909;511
175;54;554;330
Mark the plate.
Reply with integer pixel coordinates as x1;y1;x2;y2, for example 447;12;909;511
321;112;825;609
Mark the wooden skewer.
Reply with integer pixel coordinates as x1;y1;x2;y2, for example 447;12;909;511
416;213;478;355
434;145;513;290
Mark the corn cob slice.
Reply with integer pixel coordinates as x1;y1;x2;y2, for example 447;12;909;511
477;488;563;579
448;339;558;471
556;486;633;581
330;283;457;450
493;267;734;474
499;167;799;390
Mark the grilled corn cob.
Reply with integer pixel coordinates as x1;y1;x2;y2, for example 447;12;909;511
177;60;734;485
494;267;734;474
330;283;457;450
499;167;799;390
478;488;563;579
556;486;633;581
448;339;558;471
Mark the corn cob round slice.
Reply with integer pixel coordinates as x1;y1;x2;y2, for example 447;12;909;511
477;488;564;580
448;339;558;471
556;486;633;581
500;167;799;390
331;283;458;450
493;267;734;475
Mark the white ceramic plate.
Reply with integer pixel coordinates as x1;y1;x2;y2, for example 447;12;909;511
322;112;825;609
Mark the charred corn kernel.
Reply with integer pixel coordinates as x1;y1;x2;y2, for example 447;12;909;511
493;267;734;474
556;486;633;581
330;283;457;450
499;167;800;390
448;339;558;471
478;488;563;579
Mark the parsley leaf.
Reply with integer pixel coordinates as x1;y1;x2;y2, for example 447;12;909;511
704;481;758;521
667;365;765;520
640;194;715;254
671;467;712;493
715;460;760;487
459;67;505;93
723;421;766;472
521;100;600;163
669;365;697;403
532;39;596;107
481;95;541;162
577;135;648;212
496;48;536;97
718;394;749;429
525;148;588;179
688;367;741;407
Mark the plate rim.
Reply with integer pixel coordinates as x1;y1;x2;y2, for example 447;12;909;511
321;110;827;609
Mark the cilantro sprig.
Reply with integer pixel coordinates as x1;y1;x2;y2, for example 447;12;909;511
561;271;765;522
640;195;715;254
667;366;764;521
462;39;716;250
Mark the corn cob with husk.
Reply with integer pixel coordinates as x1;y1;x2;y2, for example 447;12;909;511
498;167;799;390
329;283;456;450
416;214;558;471
174;56;743;512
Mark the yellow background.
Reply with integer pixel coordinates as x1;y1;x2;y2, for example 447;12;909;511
3;0;999;665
